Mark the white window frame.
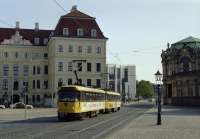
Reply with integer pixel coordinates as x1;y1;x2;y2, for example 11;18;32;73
91;29;97;37
77;28;83;36
34;37;40;45
63;28;69;36
97;47;101;54
68;45;73;52
58;45;64;52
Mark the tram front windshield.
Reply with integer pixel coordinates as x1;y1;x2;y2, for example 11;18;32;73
58;91;80;102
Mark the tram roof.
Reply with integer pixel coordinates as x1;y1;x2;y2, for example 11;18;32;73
59;85;105;94
106;91;121;96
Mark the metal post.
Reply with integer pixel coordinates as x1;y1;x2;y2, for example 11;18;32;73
157;84;161;125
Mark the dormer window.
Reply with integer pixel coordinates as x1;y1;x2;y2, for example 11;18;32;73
63;28;69;36
34;37;40;45
43;38;48;45
91;29;97;37
77;28;83;36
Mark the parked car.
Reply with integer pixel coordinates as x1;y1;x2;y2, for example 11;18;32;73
0;105;6;109
11;102;33;109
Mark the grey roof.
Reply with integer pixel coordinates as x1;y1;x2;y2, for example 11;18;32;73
175;36;200;44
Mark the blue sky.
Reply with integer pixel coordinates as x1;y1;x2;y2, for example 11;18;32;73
0;0;200;82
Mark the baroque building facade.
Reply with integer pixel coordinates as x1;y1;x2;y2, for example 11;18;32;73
161;36;200;106
0;6;107;107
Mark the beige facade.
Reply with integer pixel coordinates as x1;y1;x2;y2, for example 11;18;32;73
0;6;107;107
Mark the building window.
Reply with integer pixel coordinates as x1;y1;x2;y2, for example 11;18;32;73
87;46;92;53
96;63;101;72
58;62;63;71
32;95;35;103
36;95;40;102
34;37;40;45
68;79;72;85
37;66;40;74
15;52;18;58
58;45;63;52
23;65;29;76
77;63;82;71
3;64;9;76
63;28;69;36
44;65;48;74
188;87;193;96
58;78;63;87
4;52;8;58
13;81;19;90
37;80;40;89
24;52;28;59
2;79;8;90
91;29;97;37
44;80;48;89
87;79;91;86
87;63;92;72
78;79;82;85
97;47;101;54
13;64;19;76
44;53;48;59
23;81;28;89
77;28;83;36
68;45;73;52
33;80;35;89
68;62;73;71
33;66;36;75
96;79;101;88
43;38;48;45
78;46;83;53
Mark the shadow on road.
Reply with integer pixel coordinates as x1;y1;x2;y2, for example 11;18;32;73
1;116;83;125
146;106;200;116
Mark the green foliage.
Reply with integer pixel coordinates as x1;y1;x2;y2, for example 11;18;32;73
136;80;154;98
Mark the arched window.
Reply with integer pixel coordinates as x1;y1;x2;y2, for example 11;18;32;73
180;56;191;72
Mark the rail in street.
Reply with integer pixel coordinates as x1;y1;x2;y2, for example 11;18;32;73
0;103;153;139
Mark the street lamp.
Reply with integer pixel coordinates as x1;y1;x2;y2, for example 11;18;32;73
154;70;162;125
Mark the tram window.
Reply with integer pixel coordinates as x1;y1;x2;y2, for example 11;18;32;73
58;91;80;102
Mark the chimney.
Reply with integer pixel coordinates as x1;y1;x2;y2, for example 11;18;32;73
35;22;39;31
16;21;20;29
71;5;77;12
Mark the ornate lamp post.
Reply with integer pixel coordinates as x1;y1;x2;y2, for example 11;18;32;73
154;70;162;125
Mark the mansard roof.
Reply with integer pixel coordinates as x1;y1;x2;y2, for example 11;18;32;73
0;6;107;46
54;7;107;39
0;27;52;46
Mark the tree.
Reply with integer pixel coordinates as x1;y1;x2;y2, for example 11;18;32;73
136;80;154;98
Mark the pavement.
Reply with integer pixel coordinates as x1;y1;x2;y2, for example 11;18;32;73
105;105;200;139
0;108;56;122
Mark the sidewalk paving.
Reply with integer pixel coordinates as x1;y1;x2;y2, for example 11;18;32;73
105;106;200;139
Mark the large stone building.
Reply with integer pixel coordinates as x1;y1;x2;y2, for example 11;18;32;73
161;36;200;106
0;6;107;107
107;64;136;101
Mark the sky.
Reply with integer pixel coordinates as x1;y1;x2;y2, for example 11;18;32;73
0;0;200;82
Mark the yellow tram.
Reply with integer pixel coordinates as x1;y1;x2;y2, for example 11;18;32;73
57;85;105;120
57;85;121;120
105;91;121;112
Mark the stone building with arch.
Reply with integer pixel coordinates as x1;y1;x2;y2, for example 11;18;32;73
161;36;200;106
